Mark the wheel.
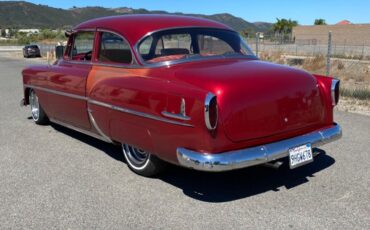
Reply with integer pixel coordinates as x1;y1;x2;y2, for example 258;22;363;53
29;89;48;125
122;144;167;177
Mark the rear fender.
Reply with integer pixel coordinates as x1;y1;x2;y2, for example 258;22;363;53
313;74;339;124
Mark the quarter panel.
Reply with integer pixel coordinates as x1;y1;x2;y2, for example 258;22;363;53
87;65;212;163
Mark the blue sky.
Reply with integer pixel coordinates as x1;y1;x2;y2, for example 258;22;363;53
16;0;370;25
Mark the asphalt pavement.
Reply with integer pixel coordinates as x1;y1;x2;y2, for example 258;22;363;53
0;54;369;229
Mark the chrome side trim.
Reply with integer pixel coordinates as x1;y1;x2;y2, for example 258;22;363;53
177;124;342;172
92;62;143;69
331;79;340;106
88;99;194;127
180;98;186;116
204;92;217;130
24;84;87;101
49;118;111;143
24;84;194;127
75;28;96;32
161;111;191;121
87;108;113;143
62;60;93;66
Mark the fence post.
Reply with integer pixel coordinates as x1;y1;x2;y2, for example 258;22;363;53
255;33;259;58
361;43;365;59
295;44;298;56
326;31;332;76
343;39;346;55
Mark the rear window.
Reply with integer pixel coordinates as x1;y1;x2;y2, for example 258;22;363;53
137;28;255;65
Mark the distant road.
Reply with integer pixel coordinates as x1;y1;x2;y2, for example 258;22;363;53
0;46;23;51
0;54;369;229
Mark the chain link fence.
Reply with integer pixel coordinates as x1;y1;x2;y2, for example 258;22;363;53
244;32;370;100
246;34;370;60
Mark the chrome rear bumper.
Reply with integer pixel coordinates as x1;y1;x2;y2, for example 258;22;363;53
177;124;342;172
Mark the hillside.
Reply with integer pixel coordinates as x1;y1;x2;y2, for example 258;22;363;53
0;1;272;33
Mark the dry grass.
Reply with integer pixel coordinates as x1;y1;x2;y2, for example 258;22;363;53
340;87;370;100
337;96;370;116
259;51;285;64
259;51;370;87
302;55;326;72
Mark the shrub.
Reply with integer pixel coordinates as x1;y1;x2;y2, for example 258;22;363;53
340;87;370;100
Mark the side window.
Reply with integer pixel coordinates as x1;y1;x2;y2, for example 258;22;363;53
98;32;132;64
198;35;233;55
155;34;192;56
139;36;153;55
70;31;94;61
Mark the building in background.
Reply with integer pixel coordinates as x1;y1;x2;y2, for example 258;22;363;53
5;29;10;38
292;21;370;45
18;29;40;36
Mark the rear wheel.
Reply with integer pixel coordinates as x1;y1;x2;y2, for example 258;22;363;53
122;144;167;177
29;89;48;125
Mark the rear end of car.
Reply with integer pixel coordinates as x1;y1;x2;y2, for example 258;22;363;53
176;72;341;172
134;25;342;172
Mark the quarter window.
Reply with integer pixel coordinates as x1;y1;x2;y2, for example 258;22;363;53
98;32;132;64
154;34;192;56
198;35;233;55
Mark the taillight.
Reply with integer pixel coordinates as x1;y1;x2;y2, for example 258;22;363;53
204;93;218;130
331;79;340;106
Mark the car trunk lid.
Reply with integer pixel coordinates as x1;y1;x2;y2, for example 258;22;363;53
172;59;326;142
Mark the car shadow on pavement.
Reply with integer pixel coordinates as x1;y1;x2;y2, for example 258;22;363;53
51;123;124;162
159;150;335;202
50;123;335;203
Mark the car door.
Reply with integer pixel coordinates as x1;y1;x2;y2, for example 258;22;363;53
46;30;96;129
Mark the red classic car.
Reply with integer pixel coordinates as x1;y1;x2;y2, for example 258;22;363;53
21;15;342;177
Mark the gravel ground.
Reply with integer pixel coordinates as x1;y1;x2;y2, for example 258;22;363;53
0;54;369;229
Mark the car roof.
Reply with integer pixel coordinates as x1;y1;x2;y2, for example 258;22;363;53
74;14;232;45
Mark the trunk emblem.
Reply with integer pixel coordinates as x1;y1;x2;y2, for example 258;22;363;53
284;117;288;122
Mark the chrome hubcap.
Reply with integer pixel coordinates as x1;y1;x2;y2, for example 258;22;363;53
122;144;149;166
29;90;40;121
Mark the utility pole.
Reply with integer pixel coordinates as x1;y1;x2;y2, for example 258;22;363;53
255;33;259;58
326;31;332;76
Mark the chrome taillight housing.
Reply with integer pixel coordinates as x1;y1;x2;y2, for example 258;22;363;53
331;79;340;106
204;93;218;130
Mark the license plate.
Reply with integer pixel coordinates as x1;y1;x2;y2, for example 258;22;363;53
289;143;313;169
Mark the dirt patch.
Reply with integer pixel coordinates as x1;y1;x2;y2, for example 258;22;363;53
336;97;370;116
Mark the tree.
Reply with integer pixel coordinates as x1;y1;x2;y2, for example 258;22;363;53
314;19;327;25
0;29;6;37
240;29;255;38
273;18;298;34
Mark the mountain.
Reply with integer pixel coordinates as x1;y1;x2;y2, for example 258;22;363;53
0;1;272;33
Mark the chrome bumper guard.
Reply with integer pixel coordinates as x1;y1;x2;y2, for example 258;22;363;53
177;124;342;172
